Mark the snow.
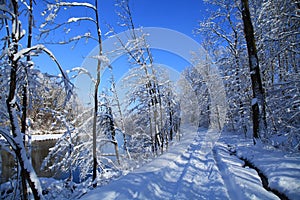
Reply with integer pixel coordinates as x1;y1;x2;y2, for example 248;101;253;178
13;44;45;61
236;143;300;200
252;97;257;106
91;55;110;66
81;128;227;200
67;17;94;23
31;134;63;141
80;129;300;200
3;128;299;200
67;17;81;23
56;2;96;11
213;143;279;199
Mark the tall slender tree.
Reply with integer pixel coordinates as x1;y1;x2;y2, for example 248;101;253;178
115;0;165;154
108;65;131;159
240;0;267;143
2;1;42;199
20;0;34;197
92;0;103;187
40;0;104;187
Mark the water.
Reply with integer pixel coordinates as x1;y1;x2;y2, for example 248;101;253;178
1;139;57;183
1;132;126;184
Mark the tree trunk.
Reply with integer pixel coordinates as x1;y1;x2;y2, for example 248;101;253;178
92;55;100;188
5;1;43;199
241;0;267;143
149;104;155;154
15;144;42;200
92;0;103;187
7;45;42;200
109;107;120;164
109;66;131;159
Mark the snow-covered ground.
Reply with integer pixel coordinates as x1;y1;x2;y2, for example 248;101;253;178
80;129;300;200
3;128;298;199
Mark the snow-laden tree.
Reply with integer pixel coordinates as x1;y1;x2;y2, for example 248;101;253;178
197;0;299;149
180;52;227;132
176;73;200;130
181;66;210;129
98;92;120;164
41;104;121;186
108;65;131;159
197;0;267;142
121;67;158;155
196;0;251;135
113;0;169;154
251;0;300;149
40;0;106;186
121;65;181;158
161;83;181;145
41;108;88;185
28;74;79;134
0;0;72;199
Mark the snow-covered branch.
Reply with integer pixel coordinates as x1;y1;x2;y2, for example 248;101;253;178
0;127;16;151
55;2;96;11
40;17;96;35
13;44;73;100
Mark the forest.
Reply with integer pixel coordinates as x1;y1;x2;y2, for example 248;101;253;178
0;0;299;199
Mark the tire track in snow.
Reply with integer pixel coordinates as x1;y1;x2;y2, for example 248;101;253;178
82;129;257;200
212;144;246;200
172;131;229;199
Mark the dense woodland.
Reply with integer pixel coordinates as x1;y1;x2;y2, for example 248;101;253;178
0;0;299;199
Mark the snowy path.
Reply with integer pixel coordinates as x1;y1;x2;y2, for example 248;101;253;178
81;129;229;200
81;129;298;200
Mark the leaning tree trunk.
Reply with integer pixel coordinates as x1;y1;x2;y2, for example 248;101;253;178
241;0;267;143
6;1;43;199
7;44;42;200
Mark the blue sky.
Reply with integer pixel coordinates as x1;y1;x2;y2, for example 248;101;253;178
130;0;206;36
34;0;208;74
31;0;210;105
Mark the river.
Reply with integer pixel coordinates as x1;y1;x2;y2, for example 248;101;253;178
1;139;57;183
